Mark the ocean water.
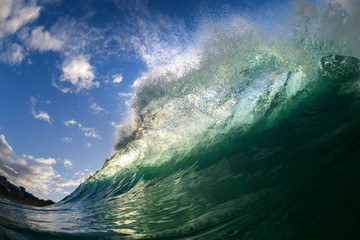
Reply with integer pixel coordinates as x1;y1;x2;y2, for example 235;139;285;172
1;1;360;239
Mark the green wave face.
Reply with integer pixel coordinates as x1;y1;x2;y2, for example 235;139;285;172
57;50;359;238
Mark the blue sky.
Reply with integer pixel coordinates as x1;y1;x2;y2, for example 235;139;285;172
0;0;201;202
0;0;291;202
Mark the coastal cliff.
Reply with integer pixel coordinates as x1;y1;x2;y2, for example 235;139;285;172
0;175;54;207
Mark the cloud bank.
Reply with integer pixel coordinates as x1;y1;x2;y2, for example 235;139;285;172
0;133;80;200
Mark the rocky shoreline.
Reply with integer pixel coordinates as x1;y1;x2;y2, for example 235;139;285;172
0;175;54;207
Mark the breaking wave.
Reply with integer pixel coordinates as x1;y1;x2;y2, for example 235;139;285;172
1;1;360;239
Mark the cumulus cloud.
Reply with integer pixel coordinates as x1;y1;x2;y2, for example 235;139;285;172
55;188;70;195
0;42;24;65
62;137;72;143
75;170;86;176
64;119;102;139
63;159;73;169
59;55;99;92
64;119;77;127
0;0;42;65
0;134;13;156
0;134;83;200
0;0;104;85
34;157;56;165
82;127;101;139
112;73;123;84
75;168;92;178
26;26;63;52
0;0;41;39
32;111;52;123
90;102;105;114
118;92;133;97
30;96;52;124
111;121;121;128
51;176;80;187
0;134;53;196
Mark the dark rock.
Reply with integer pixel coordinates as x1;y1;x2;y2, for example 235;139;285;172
0;175;54;207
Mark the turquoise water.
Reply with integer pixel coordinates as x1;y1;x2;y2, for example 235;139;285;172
1;1;360;239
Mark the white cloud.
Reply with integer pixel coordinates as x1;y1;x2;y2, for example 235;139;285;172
30;97;52;124
0;134;13;156
118;92;133;97
63;159;72;169
111;121;121;128
64;119;77;126
82;127;101;139
86;142;92;147
59;55;99;92
55;188;70;195
52;80;70;93
0;0;41;39
64;119;102;139
90;102;105;114
62;137;72;143
75;170;86;176
34;157;56;165
51;176;80;187
75;169;91;176
112;73;123;84
0;43;24;65
34;111;52;123
0;134;84;201
26;26;63;52
0;0;13;22
0;134;73;199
